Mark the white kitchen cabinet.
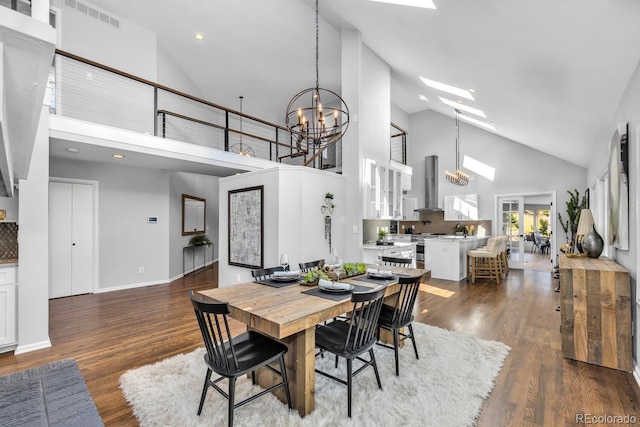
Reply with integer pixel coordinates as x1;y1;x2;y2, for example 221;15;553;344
361;243;416;268
364;160;404;220
0;266;17;352
402;197;419;220
444;194;479;221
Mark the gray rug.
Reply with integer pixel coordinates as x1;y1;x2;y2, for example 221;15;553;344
120;322;510;426
0;359;103;427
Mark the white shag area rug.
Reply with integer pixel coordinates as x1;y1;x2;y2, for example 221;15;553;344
120;323;510;427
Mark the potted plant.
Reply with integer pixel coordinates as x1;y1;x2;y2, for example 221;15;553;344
189;234;212;246
454;223;466;235
558;189;587;248
377;229;388;242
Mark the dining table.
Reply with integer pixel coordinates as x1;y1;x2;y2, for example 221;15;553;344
198;265;429;417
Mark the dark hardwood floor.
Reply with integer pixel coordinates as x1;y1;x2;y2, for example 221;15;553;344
1;262;638;426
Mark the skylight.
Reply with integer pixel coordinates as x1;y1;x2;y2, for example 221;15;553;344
419;77;475;100
463;155;495;181
459;113;496;131
369;0;436;9
439;97;486;118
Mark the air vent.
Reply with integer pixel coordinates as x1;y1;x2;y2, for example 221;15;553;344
64;0;120;29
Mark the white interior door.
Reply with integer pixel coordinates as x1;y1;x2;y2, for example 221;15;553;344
49;181;94;298
498;196;525;269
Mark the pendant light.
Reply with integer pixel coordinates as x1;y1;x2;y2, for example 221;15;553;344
445;109;469;186
285;0;349;150
230;96;254;157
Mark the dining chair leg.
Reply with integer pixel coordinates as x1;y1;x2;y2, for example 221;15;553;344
408;323;419;359
197;368;212;415
228;377;236;427
251;371;256;385
347;358;353;418
278;356;293;410
370;348;382;389
335;354;339;368
393;328;400;376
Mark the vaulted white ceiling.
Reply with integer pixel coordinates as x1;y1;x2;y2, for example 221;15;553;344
79;0;640;168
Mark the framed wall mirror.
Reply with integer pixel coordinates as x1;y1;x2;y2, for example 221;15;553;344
182;194;206;236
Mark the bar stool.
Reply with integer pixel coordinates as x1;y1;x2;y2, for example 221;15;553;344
467;237;502;284
497;236;509;278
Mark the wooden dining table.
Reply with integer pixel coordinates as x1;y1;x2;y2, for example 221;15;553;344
198;265;428;416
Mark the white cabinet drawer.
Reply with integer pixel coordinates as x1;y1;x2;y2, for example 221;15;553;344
0;267;17;285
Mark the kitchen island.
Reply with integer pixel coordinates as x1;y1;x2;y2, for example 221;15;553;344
423;236;489;281
361;241;417;268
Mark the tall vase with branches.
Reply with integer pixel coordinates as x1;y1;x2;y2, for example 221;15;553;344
557;189;587;248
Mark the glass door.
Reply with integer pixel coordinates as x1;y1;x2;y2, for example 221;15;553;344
498;196;525;269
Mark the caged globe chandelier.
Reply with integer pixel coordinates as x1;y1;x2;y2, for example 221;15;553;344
285;0;349;150
445;109;469;186
229;96;254;157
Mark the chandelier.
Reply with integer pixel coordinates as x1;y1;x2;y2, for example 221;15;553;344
285;0;349;150
446;109;469;186
229;96;254;157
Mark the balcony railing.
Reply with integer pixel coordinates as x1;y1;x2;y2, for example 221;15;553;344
51;50;320;167
50;50;406;169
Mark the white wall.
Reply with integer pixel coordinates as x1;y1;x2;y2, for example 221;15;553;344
405;109;586;231
169;171;219;279
17;105;51;353
586;57;639;371
218;166;347;287
50;158;170;290
53;0;157;81
341;28;393;262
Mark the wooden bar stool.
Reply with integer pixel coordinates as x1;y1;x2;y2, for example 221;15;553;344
467;237;502;284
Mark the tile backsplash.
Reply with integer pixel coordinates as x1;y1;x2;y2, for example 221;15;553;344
0;222;18;263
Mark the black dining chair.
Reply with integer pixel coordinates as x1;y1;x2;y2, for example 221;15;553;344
251;266;282;281
188;290;292;427
314;286;387;418
381;256;412;267
299;259;325;272
376;274;424;376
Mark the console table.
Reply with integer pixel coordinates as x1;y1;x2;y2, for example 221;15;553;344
559;255;631;372
183;243;212;276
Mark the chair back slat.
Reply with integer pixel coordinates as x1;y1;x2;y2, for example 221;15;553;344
344;287;387;352
189;291;239;373
381;256;412;267
299;259;325;272
251;266;282;281
388;275;423;325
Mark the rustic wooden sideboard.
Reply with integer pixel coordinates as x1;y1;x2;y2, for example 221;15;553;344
559;255;632;372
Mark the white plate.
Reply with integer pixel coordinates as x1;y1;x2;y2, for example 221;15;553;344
367;271;394;279
319;284;354;293
270;275;300;282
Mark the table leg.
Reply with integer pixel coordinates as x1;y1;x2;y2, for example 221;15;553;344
255;327;316;416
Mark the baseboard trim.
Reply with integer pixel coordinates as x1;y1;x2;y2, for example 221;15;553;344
94;279;168;293
15;339;52;355
94;260;218;294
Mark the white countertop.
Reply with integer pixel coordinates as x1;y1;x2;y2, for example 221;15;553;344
362;241;414;250
426;236;490;242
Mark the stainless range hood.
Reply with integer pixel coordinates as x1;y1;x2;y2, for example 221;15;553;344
415;155;442;212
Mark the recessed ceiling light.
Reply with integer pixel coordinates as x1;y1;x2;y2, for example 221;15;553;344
112;154;125;159
419;77;475;100
457;100;463;104
458;113;496;131
418;94;429;101
439;97;487;118
66;148;79;153
368;0;436;9
489;121;497;126
194;33;205;41
469;88;476;93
